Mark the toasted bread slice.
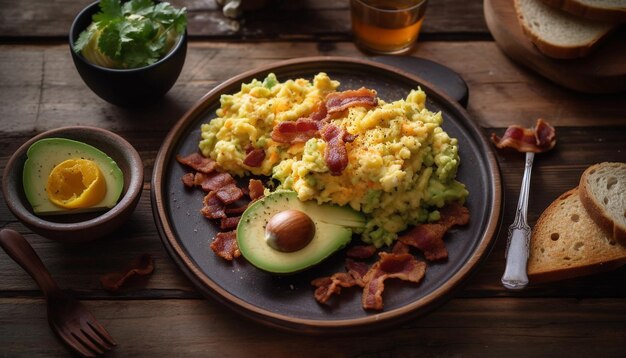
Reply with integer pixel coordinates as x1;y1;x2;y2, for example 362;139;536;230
514;0;615;59
579;162;626;245
528;188;626;283
540;0;626;22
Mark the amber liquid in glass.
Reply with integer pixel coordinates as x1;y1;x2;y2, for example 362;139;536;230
351;0;426;54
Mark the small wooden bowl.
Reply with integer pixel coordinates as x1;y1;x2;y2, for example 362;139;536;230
2;126;143;243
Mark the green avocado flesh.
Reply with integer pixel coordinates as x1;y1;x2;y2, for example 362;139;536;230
237;191;366;274
22;138;124;215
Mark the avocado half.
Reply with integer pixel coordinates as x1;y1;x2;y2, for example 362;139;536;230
237;191;366;274
22;138;124;215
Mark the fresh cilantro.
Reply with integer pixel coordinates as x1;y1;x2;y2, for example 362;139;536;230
73;0;187;69
93;0;122;24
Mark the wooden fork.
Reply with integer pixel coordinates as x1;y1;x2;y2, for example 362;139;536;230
0;229;117;357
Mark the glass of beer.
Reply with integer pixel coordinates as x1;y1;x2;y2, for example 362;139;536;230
350;0;428;54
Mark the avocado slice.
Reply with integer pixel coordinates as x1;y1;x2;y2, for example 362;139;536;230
237;191;366;274
23;138;124;215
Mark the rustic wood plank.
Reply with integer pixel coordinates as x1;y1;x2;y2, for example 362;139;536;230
1;42;624;136
0;297;624;356
0;0;489;40
2;127;625;297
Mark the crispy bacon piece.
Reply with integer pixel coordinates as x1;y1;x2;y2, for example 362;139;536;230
309;103;329;122
346;258;369;285
243;148;266;167
176;153;217;174
392;241;410;254
438;202;471;227
399;202;469;261
361;253;427;310
347;245;377;259
399;224;449;261
181;173;194;188
194;172;236;192
210;231;240;261
325;87;378;114
270;88;374;145
220;216;241;230
491;118;556;153
100;254;155;292
225;204;249;216
248;179;265;201
321;124;351;176
216;183;244;205
312;273;358;304
201;191;226;219
271;118;321;144
312;259;368;304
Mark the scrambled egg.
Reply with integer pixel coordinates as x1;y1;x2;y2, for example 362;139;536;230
199;73;468;247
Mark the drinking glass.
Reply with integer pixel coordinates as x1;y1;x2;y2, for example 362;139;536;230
350;0;428;54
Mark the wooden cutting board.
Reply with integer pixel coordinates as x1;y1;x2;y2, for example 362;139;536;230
484;0;626;94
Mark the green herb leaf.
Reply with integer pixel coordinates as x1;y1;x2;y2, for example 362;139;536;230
123;0;154;16
73;26;94;52
98;21;122;59
93;0;122;23
75;0;186;69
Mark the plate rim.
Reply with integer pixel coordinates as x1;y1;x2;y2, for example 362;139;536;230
151;56;502;333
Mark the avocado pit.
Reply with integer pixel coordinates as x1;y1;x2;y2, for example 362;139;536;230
265;209;315;252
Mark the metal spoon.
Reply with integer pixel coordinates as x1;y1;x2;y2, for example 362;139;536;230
501;151;534;290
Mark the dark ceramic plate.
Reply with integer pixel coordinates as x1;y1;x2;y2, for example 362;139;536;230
152;57;502;333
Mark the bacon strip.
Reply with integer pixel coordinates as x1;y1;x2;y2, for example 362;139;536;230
248;179;265;201
347;245;377;259
201;191;227;219
100;254;155;292
271;118;321;144
176;153;217;174
220;216;241;230
391;241;410;254
491;118;556;153
194;172;235;192
325;87;377;114
361;253;427;310
270;88;374;145
398;202;469;261
346;258;369;285
210;231;240;261
312;259;367;304
321;124;351;176
215;183;244;205
312;273;358;304
181;173;194;188
243;148;266;167
399;225;449;261
309;103;329;122
225;204;248;215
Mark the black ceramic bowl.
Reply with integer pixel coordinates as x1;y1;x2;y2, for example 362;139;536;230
2;126;144;243
69;1;187;107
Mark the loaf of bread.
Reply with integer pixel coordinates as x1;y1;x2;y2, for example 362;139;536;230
540;0;626;22
514;0;616;58
579;162;626;245
528;187;626;283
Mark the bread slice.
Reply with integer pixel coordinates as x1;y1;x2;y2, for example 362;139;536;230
514;0;616;59
540;0;626;22
528;188;626;283
579;162;626;245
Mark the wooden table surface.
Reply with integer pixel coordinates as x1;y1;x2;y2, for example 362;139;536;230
1;0;625;356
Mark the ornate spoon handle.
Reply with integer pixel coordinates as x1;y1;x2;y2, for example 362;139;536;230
501;151;534;290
